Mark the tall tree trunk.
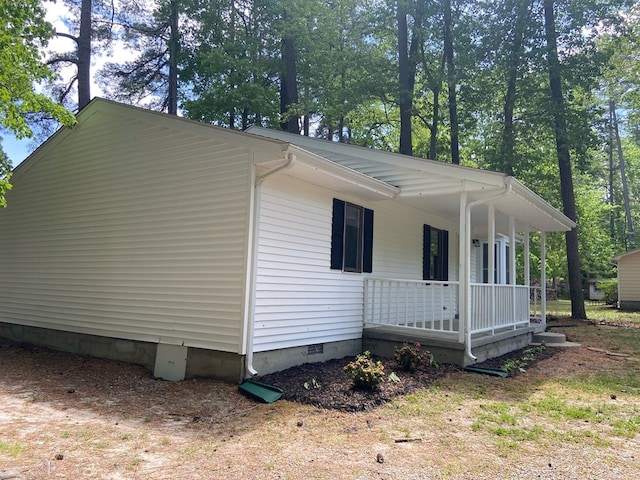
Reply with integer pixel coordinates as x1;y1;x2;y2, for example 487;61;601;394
501;0;529;175
610;101;634;248
443;0;459;164
428;53;446;161
397;0;412;155
608;103;616;240
167;0;179;115
77;0;92;110
543;0;586;319
303;114;310;136
280;12;299;134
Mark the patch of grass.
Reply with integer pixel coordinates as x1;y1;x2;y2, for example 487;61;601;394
545;300;640;326
0;440;25;456
531;396;601;421
28;392;47;402
559;373;640;396
610;416;640;438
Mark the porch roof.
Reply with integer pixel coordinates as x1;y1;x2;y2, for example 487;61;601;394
247;127;575;234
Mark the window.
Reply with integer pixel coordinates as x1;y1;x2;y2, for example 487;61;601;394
423;225;448;281
482;243;498;284
331;198;373;273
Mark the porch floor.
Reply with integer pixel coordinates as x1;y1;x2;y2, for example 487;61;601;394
362;322;537;366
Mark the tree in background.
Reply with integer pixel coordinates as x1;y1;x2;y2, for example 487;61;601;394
47;0;116;111
0;0;76;137
98;0;180;114
0;0;76;206
543;0;586;319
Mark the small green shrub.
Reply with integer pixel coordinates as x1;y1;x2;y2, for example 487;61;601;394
394;342;432;372
597;279;618;305
343;351;385;389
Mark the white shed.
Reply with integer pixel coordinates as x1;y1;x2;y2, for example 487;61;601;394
613;249;640;310
0;99;575;381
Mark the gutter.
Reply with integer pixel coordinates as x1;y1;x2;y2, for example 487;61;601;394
463;183;513;362
243;154;296;377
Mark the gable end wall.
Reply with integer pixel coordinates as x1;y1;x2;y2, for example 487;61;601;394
0;112;254;353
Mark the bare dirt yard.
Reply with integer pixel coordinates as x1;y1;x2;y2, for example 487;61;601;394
1;319;639;479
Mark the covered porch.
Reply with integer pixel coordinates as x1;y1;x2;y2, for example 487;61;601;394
362;278;542;365
363;177;574;366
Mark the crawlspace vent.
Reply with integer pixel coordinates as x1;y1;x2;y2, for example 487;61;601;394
307;344;324;355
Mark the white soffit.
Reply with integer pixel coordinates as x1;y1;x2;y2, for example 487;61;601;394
256;146;400;201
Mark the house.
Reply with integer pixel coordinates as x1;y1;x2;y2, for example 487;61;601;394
613;249;640;310
0;99;575;381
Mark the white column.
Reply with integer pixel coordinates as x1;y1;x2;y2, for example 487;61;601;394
524;227;530;288
509;216;516;328
540;232;547;326
458;191;468;344
509;216;516;286
488;204;495;283
488;204;496;333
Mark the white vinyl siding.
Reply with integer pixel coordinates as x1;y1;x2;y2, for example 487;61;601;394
253;181;364;351
618;252;640;302
0;109;255;353
252;177;459;351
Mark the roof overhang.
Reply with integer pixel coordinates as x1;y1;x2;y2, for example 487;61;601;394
255;145;400;201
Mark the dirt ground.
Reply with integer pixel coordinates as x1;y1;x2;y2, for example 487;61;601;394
1;323;639;479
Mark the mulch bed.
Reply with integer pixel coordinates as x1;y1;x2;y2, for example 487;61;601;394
259;346;559;412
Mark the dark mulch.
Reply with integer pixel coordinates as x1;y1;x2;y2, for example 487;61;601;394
259;346;559;412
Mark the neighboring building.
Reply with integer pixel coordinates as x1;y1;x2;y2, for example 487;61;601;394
0;99;575;381
613;249;640;310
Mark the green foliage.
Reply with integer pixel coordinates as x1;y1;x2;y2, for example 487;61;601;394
394;342;433;372
0;439;24;456
343;351;385;389
0;0;76;138
303;378;321;390
501;345;547;374
597;279;618;305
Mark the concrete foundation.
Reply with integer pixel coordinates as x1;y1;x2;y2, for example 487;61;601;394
0;323;244;382
252;339;362;375
363;325;535;366
619;300;640;311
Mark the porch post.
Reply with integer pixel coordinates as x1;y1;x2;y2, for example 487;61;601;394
540;231;547;326
488;204;496;334
509;215;516;329
488;205;495;283
458;190;468;344
524;227;530;288
509;216;516;286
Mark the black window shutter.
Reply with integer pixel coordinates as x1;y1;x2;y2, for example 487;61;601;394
423;224;431;280
440;229;449;281
363;208;374;273
330;199;345;270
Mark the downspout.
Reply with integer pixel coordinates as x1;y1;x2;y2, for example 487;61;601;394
243;153;296;377
463;183;513;362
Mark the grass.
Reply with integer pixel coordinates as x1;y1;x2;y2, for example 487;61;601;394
401;310;640;457
0;440;25;456
544;299;640;325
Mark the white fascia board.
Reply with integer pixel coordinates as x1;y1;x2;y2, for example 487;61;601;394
506;177;576;232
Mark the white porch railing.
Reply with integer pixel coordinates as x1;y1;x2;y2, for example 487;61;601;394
364;278;533;336
364;278;459;334
469;283;530;334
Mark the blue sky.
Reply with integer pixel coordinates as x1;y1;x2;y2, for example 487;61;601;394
2;134;37;168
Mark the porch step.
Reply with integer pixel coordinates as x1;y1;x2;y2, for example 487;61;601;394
531;331;580;348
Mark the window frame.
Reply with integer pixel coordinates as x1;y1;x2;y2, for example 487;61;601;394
423;224;449;281
331;198;373;273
